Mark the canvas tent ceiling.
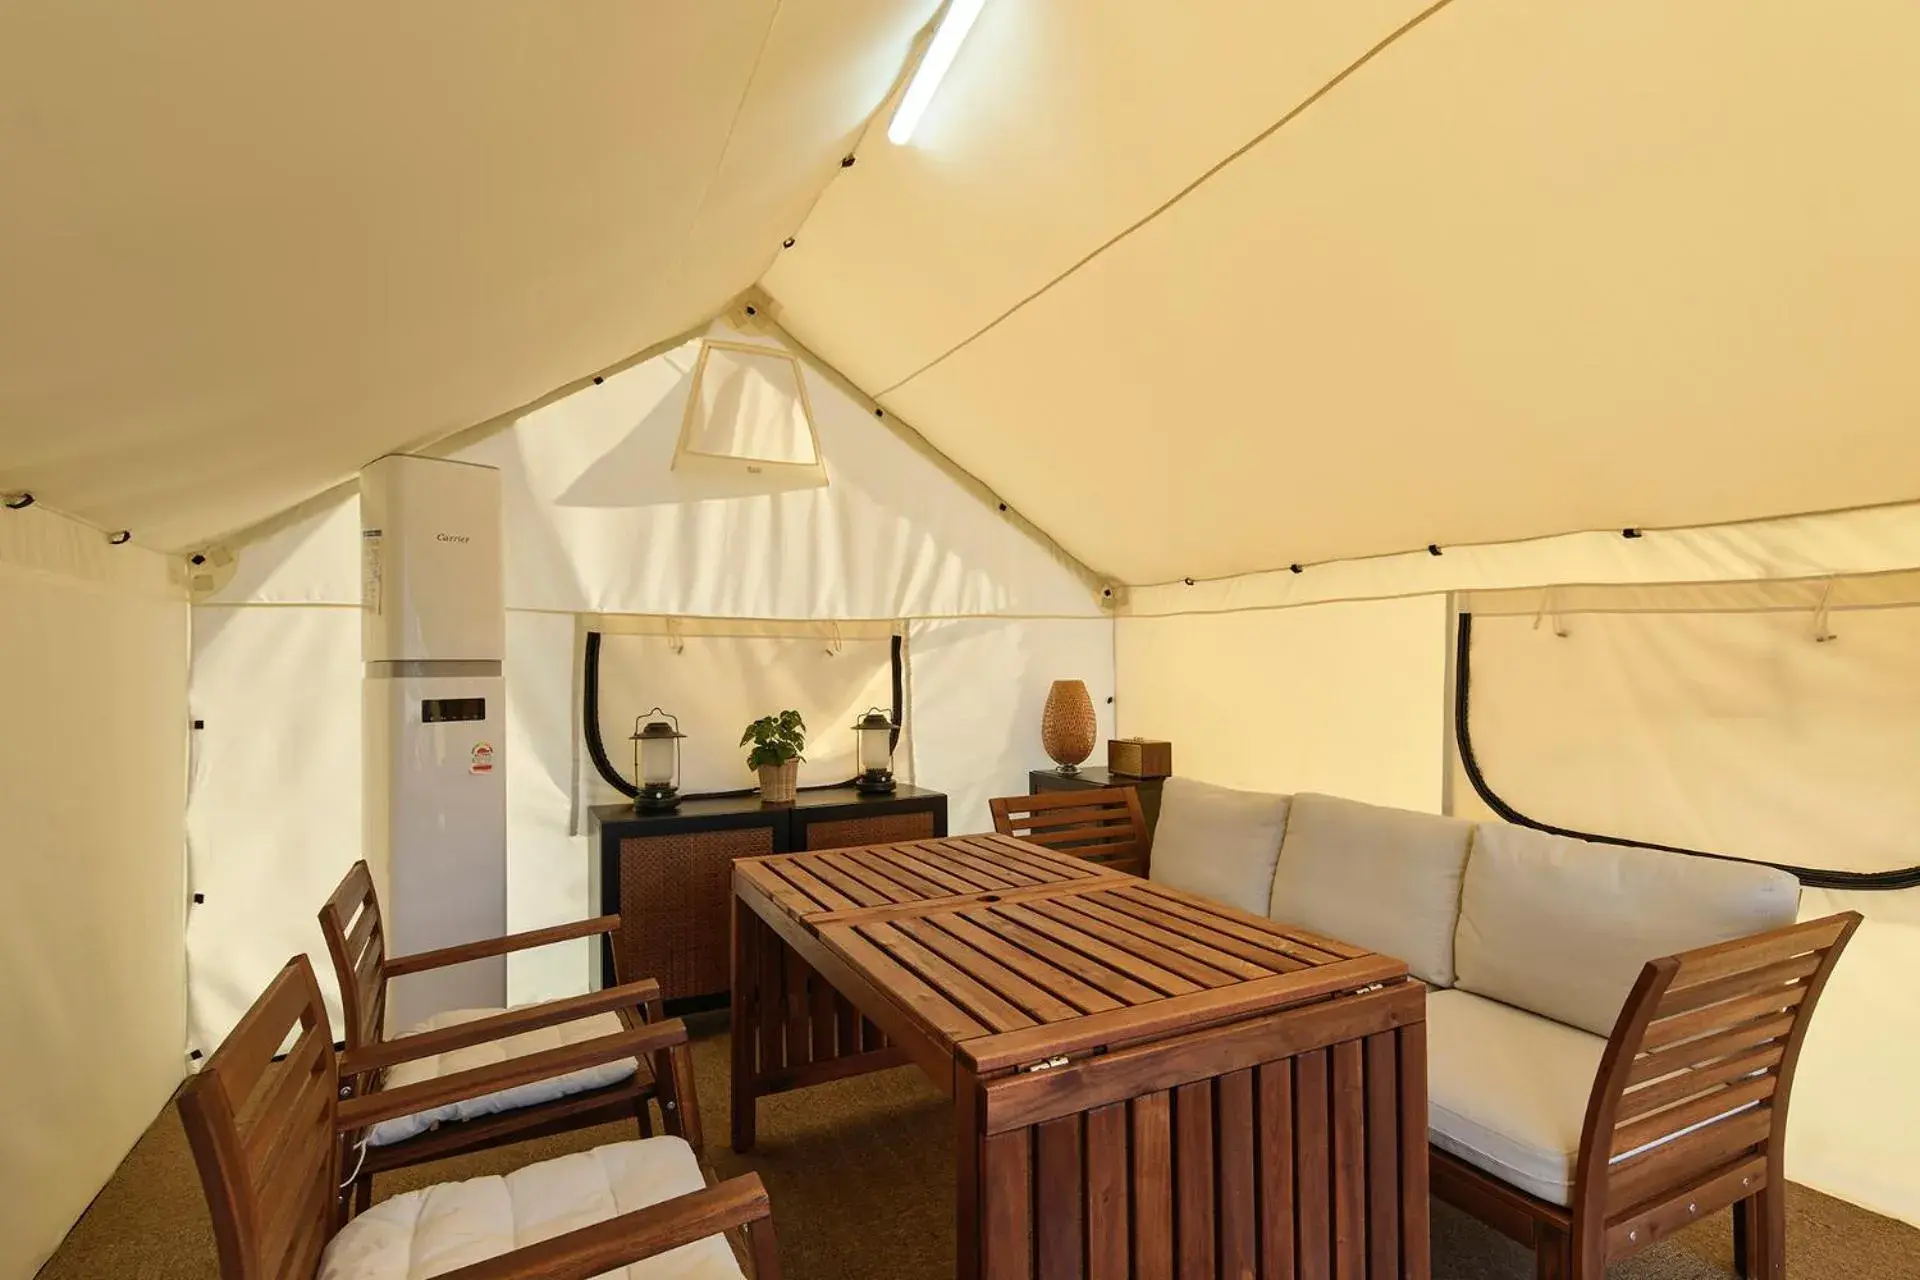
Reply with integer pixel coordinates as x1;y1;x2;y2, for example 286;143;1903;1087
5;2;1918;581
0;0;939;551
767;0;1920;583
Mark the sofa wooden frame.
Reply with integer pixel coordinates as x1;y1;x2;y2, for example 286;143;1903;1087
178;955;779;1280
1430;911;1861;1280
988;785;1151;875
319;860;695;1214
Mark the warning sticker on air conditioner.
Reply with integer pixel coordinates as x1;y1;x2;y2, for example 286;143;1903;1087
470;742;495;775
361;528;384;616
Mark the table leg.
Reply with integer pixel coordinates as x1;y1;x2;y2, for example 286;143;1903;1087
731;890;757;1153
955;1070;983;1280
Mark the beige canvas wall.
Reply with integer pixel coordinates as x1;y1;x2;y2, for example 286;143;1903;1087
0;514;189;1278
1115;594;1448;811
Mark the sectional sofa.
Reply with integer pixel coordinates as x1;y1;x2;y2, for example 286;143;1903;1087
1141;777;1858;1280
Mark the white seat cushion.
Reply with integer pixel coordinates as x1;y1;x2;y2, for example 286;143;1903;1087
320;1137;744;1280
1269;793;1472;987
1455;824;1802;1036
1426;988;1606;1207
1148;776;1292;916
1427;988;1766;1207
366;1007;640;1147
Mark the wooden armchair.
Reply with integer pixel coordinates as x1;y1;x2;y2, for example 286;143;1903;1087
1430;912;1861;1280
319;860;691;1213
988;786;1150;874
179;956;778;1280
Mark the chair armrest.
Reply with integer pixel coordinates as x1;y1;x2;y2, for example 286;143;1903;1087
340;978;663;1076
384;915;622;976
429;1174;774;1280
337;1019;686;1131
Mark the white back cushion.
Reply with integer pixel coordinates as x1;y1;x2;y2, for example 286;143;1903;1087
1269;793;1472;986
1148;776;1291;916
1455;824;1802;1036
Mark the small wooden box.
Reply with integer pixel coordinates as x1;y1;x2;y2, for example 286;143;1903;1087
1108;737;1172;778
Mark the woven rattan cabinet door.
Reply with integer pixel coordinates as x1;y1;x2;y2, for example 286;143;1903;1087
619;827;775;1000
802;810;938;851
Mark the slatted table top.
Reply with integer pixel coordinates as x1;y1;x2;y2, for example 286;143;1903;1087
735;832;1130;921
735;834;1407;1078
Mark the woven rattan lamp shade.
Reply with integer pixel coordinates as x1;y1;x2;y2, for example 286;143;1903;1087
1040;679;1098;772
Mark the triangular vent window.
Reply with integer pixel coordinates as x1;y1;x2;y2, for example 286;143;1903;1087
674;340;823;479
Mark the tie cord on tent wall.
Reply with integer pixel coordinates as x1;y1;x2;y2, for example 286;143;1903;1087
1453;611;1920;891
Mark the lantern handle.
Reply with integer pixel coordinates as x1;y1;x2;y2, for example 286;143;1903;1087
632;707;681;735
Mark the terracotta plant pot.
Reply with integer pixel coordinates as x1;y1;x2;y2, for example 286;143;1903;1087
1041;679;1098;774
758;758;800;804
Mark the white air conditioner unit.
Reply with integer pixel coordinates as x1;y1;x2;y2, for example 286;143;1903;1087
360;455;506;1028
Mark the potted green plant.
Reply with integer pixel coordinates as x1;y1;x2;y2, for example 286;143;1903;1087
741;710;806;804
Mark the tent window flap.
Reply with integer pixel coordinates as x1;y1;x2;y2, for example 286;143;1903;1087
1453;601;1920;891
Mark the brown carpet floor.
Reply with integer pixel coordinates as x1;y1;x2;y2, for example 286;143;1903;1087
42;1014;1920;1279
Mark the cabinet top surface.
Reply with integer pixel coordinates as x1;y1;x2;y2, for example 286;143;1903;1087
590;782;944;829
1029;767;1165;787
734;833;1406;1075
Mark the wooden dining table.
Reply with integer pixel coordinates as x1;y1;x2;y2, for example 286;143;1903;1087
731;832;1430;1280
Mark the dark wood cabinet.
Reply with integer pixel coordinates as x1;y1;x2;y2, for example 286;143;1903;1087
1027;767;1165;844
588;784;946;1004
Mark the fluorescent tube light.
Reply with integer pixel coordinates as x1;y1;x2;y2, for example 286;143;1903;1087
888;0;986;145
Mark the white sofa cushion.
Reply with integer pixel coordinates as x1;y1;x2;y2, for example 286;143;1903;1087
1428;987;1769;1207
1455;825;1802;1037
1426;988;1606;1207
1148;776;1291;916
320;1137;743;1280
1268;793;1472;986
367;1007;639;1147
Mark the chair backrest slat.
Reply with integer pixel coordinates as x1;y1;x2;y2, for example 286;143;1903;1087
255;1077;338;1273
214;966;322;1120
1573;912;1861;1227
344;892;380;971
1012;807;1138;832
989;787;1149;875
178;958;342;1280
318;860;388;1053
240;1022;331;1166
274;1205;332;1280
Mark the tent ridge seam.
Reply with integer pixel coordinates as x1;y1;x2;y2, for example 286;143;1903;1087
772;0;948;257
650;0;788;305
1121;497;1920;607
749;307;1116;604
1122;570;1920;621
868;0;1462;399
190;605;1109;620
